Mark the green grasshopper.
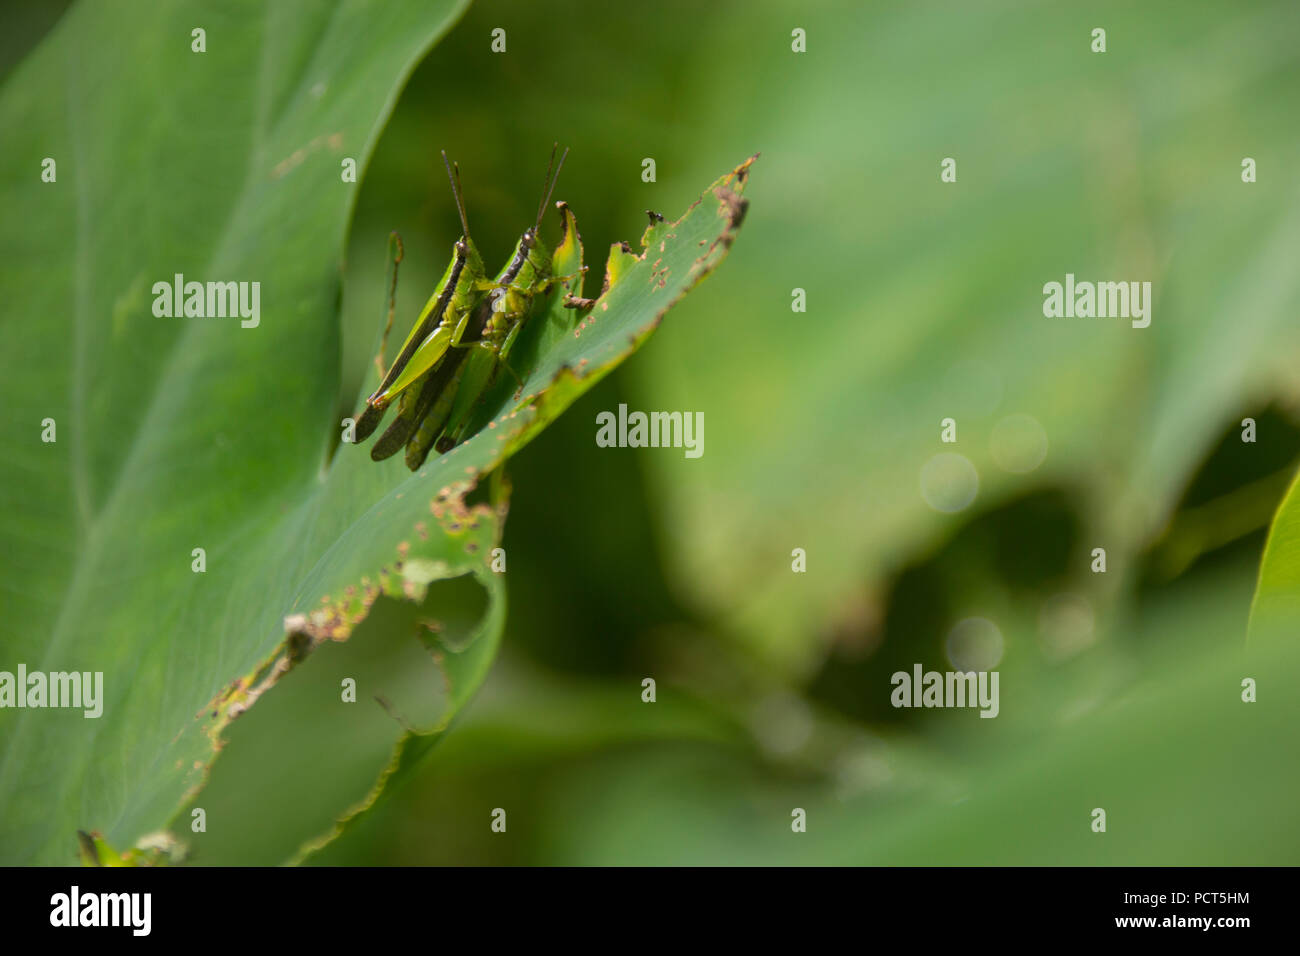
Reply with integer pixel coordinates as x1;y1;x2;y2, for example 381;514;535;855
409;145;580;464
353;152;490;460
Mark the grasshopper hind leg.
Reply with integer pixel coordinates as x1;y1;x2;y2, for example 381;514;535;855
405;360;468;470
370;383;422;461
354;400;389;445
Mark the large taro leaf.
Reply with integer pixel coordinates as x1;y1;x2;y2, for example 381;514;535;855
0;0;754;862
0;0;478;866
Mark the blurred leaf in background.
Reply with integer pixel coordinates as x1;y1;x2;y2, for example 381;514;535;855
319;0;1300;864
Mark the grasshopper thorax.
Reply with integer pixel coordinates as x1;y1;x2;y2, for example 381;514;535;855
526;233;551;278
465;237;485;275
446;236;485;288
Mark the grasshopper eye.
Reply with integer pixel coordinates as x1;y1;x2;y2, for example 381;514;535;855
455;240;468;254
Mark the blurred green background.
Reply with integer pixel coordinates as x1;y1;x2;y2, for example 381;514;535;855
6;0;1300;864
320;0;1300;864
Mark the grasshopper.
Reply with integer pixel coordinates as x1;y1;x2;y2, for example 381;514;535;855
353;152;490;460
409;145;582;464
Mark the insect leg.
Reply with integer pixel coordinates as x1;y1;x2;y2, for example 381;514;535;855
372;325;454;405
404;359;469;470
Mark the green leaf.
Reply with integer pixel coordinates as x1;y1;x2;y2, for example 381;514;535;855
0;0;753;864
625;0;1300;671
1249;467;1300;639
0;0;482;865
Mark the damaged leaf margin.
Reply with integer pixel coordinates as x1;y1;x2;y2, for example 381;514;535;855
134;464;518;866
82;156;756;865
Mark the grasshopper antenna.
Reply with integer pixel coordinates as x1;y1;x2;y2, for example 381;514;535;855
441;150;471;238
533;142;570;233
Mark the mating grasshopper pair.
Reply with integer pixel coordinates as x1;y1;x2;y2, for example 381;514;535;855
353;146;578;470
